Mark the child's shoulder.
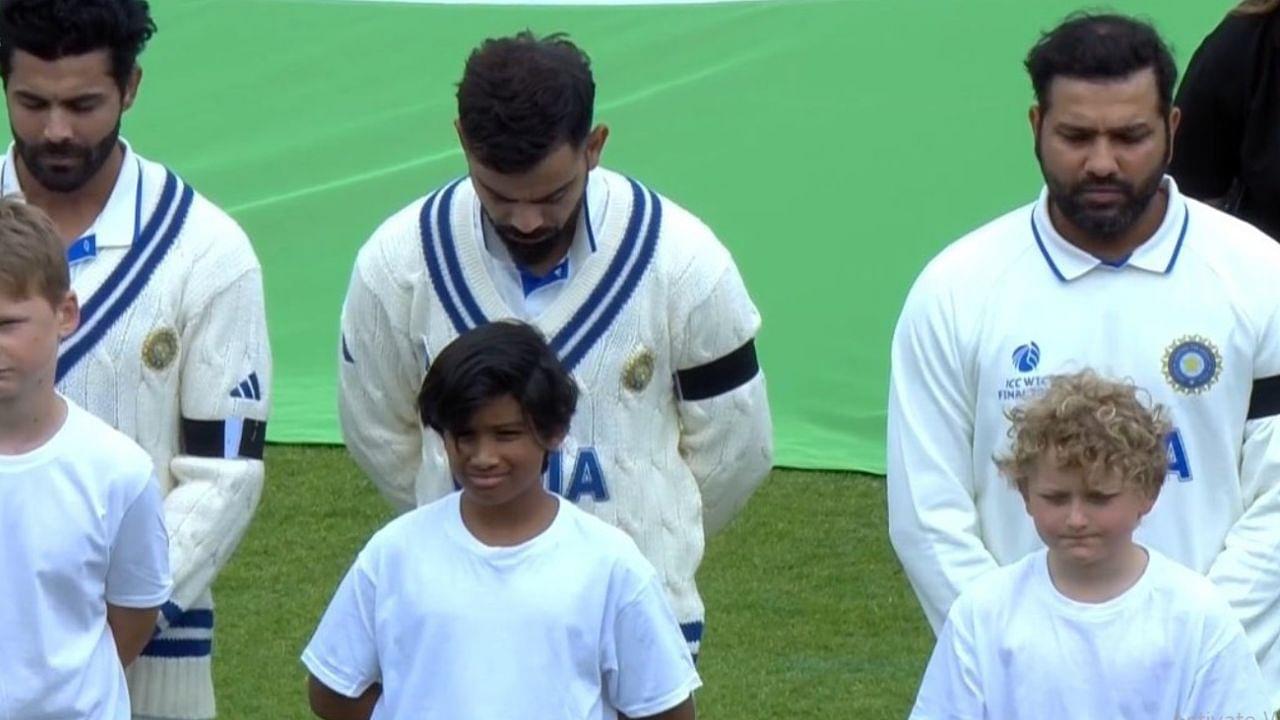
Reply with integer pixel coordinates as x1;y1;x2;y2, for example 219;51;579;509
556;500;650;562
62;401;153;480
947;551;1043;625
1143;550;1236;623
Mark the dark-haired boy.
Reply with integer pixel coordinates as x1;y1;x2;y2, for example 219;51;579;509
306;321;699;719
0;2;272;716
339;31;772;658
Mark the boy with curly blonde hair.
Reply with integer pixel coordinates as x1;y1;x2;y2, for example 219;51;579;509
910;370;1270;719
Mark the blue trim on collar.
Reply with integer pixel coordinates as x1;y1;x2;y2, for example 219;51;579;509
66;235;96;265
436;180;488;329
1163;205;1190;274
419;186;470;335
57;175;192;381
1100;253;1130;268
519;258;570;297
557;180;660;372
584;191;597;253
1030;212;1067;282
551;179;648;362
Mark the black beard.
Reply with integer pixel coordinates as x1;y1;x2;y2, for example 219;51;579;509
13;117;121;194
1035;124;1170;242
490;201;582;270
1047;168;1165;241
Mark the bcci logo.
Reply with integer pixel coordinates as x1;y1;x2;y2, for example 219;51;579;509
1162;335;1222;395
1011;342;1041;373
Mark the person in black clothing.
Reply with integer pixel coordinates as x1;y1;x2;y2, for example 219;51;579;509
1171;0;1280;240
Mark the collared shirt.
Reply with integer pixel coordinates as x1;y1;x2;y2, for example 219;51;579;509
477;171;608;318
1;141;143;280
1030;178;1189;281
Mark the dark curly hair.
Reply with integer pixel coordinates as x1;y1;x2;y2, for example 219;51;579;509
0;0;156;91
456;30;595;174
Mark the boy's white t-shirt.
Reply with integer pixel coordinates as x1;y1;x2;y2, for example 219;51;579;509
910;548;1270;719
302;491;702;719
0;400;172;719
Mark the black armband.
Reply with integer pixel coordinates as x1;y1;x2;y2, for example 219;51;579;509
674;339;760;401
181;418;267;460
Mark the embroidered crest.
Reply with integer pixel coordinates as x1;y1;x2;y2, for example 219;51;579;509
141;328;179;371
622;347;655;392
1162;335;1222;395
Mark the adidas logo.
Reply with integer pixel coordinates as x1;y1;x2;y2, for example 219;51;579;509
229;372;263;401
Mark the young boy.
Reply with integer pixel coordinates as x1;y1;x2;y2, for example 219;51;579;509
303;321;700;719
0;197;171;718
910;370;1270;719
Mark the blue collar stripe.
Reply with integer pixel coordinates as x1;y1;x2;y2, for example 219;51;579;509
584;193;598;253
419;184;471;335
520;259;569;297
436;180;489;329
1163;204;1190;274
551;179;648;357
557;180;660;371
57;178;192;381
1029;212;1067;283
560;186;660;371
75;171;178;324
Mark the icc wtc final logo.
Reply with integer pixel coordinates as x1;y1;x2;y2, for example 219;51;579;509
1162;335;1222;395
1011;342;1041;373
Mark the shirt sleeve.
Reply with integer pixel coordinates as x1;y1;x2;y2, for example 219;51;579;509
604;574;702;717
887;270;996;632
1207;264;1280;706
166;256;270;615
338;242;425;513
909;601;984;720
1170;15;1257;200
301;553;382;699
671;248;774;539
1182;616;1270;717
106;477;173;609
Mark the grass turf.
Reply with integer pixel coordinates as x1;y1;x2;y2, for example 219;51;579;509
211;446;933;718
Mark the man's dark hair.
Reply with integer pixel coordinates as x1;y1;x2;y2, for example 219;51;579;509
1025;13;1177;116
456;30;595;174
419;321;578;442
0;0;156;91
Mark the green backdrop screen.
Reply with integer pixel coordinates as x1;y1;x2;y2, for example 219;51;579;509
41;0;1233;471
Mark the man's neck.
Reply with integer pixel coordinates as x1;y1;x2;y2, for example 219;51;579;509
15;142;124;246
1047;543;1149;604
1049;186;1170;264
0;391;66;455
460;488;559;548
522;236;573;277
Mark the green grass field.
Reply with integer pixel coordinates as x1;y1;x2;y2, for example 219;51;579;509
211;446;933;718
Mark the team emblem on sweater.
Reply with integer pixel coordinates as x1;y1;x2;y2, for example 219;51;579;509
622;347;655;392
142;328;179;371
1162;335;1221;395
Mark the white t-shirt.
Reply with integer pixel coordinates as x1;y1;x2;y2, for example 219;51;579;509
0;400;172;719
910;548;1270;719
302;491;701;719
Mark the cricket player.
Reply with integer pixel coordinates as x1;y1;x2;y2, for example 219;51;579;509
339;31;773;657
887;13;1280;706
0;1;272;717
